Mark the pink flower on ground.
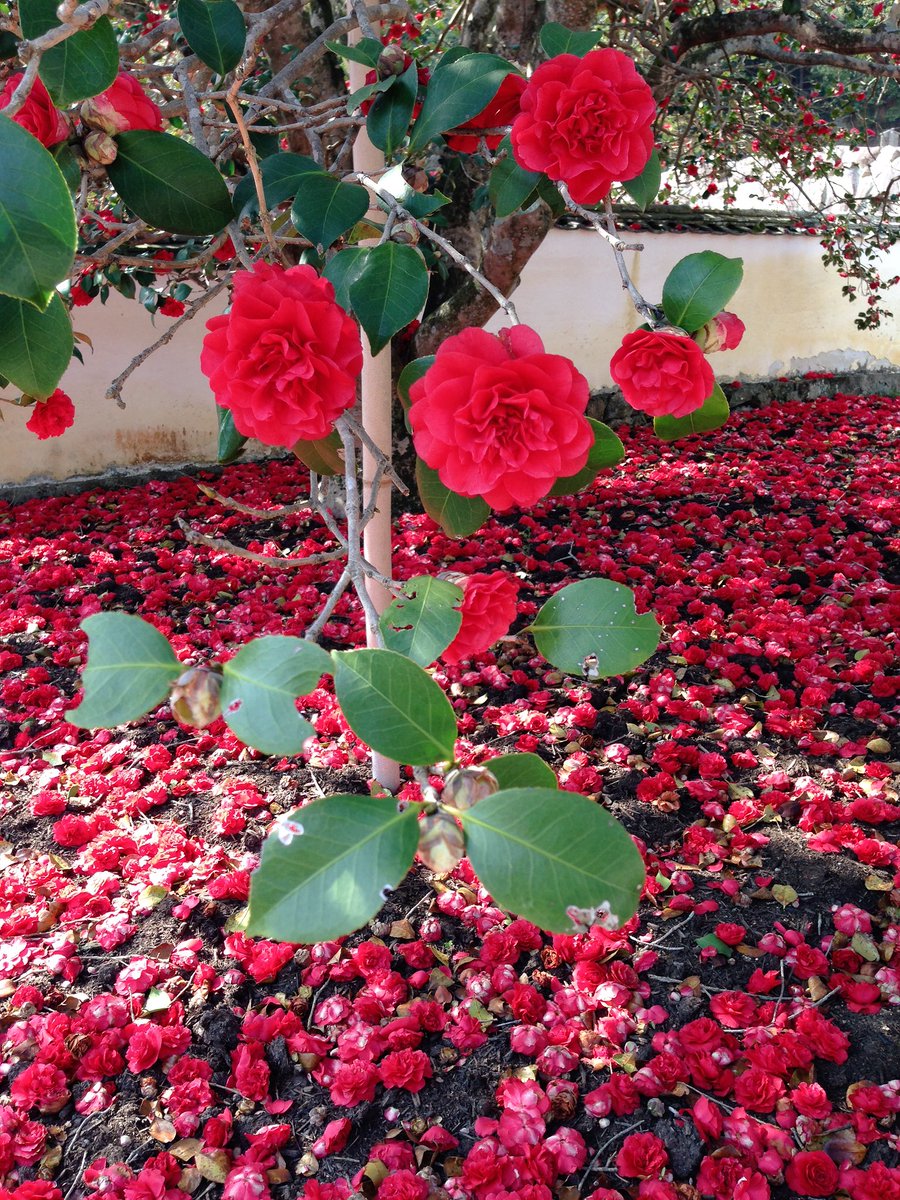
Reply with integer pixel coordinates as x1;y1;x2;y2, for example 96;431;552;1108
615;1132;669;1179
409;324;592;511
784;1150;839;1197
25;390;75;440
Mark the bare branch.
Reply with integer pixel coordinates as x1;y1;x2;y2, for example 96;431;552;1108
175;516;345;567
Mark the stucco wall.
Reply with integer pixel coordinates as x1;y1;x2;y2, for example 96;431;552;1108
2;229;898;487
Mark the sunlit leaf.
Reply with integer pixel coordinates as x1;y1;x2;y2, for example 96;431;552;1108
66;613;180;728
528;579;661;677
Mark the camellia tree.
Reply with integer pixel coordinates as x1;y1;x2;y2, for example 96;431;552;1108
0;0;752;943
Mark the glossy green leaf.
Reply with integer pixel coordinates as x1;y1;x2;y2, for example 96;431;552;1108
528;579;661;677
367;59;418;158
489;145;542;217
66;613;181;728
408;54;515;152
331;648;457;765
108;131;233;236
348;242;428;355
325;37;384;68
539;22;603;57
0;31;18;59
232;151;319;220
460;788;645;932
397;355;434;415
20;1;117;105
549;418;625;497
220;636;330;756
0;293;72;397
487;753;558;791
291;172;370;250
322;245;367;312
654;381;730;441
247;795;420;942
622;148;661;210
291;429;344;476
217;406;246;464
661;251;743;333
0;114;76;309
177;0;246;75
374;164;450;220
379;575;463;667
415;460;490;539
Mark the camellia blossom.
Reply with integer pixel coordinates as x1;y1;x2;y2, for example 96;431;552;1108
442;572;520;664
25;390;76;440
446;73;527;153
610;329;715;418
81;71;164;133
201;264;363;447
699;311;745;353
784;1150;840;1197
0;74;69;146
510;49;656;205
408;325;593;510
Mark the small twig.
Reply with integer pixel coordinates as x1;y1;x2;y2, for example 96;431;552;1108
175;516;345;567
196;482;311;519
304;567;352;641
579;1120;645;1189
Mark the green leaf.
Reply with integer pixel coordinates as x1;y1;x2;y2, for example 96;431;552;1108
528;579;661;677
0;31;18;59
397;355;434;416
661;251;743;333
460;788;644;932
291;172;370;251
348;242;428;355
331;648;457;765
654;381;729;441
52;142;82;192
220;636;330;756
177;0;246;75
408;54;515;153
291;429;344;476
367;59;418;158
232;151;319;221
346;76;395;113
108;131;233;236
696;933;733;955
539;22;603;57
379;575;463;667
322;246;368;313
549;418;625;497
622;148;661;210
20;1;117;105
66;613;181;728
489;135;543;217
217;406;247;464
374;164;450;220
248;794;419;943
0;114;76;309
415;460;490;538
0;292;72;397
325;37;384;68
487;753;558;791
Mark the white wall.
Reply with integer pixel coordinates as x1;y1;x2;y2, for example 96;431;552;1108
2;230;898;487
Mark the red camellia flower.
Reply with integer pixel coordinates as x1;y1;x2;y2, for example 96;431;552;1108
784;1150;839;1197
615;1131;669;1179
81;71;164;133
378;1048;433;1093
699;311;745;353
442;572;520;665
25;389;76;440
610;329;715;419
0;74;69;146
446;73;527;152
510;49;655;205
376;1170;430;1200
201;263;363;448
408;325;592;510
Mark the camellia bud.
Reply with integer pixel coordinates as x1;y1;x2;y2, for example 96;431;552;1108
169;666;222;729
698;310;745;353
376;43;409;79
83;130;118;165
417;809;466;873
401;163;430;193
391;220;419;246
442;766;499;812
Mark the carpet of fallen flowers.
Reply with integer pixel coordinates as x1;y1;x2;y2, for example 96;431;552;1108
1;391;899;1200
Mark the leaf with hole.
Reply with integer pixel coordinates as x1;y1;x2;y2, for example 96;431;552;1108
0;293;72;397
0;115;76;308
654;382;729;441
219;636;330;756
291;173;369;251
528;579;661;677
415;461;490;539
661;251;743;333
177;0;246;76
348;242;428;355
107;131;233;236
460;788;644;932
247;795;420;942
331;648;457;765
379;575;463;667
66;613;181;728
